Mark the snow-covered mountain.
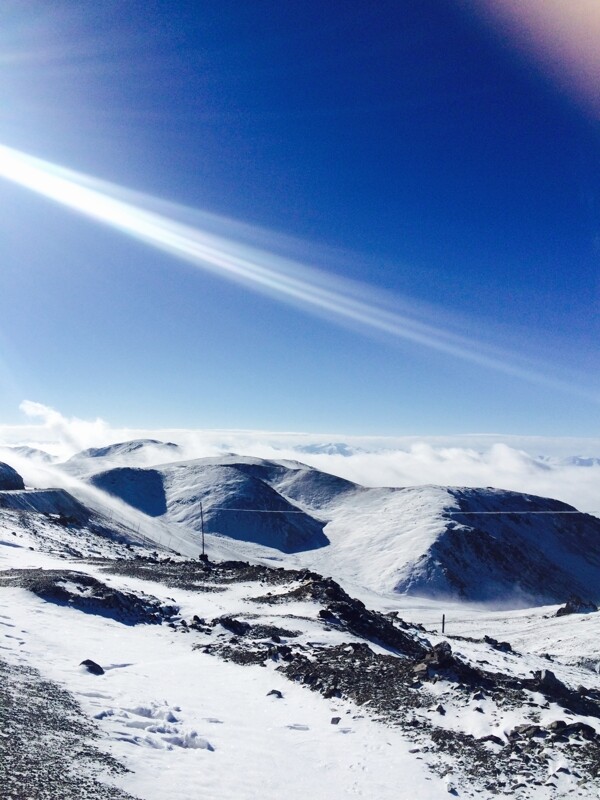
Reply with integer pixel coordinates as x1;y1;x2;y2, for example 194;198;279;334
57;446;600;606
60;439;182;477
393;487;600;605
89;461;329;553
0;445;55;463
559;455;600;467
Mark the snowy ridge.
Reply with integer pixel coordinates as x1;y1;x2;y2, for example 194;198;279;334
49;445;600;605
61;439;183;478
89;460;329;553
393;487;600;605
0;488;92;520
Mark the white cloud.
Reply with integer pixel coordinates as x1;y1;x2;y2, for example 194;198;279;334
18;400;112;455
1;402;599;515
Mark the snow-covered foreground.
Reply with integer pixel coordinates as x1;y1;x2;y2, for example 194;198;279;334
3;508;600;799
0;541;444;800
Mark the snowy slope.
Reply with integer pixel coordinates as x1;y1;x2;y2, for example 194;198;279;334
4;526;600;799
393;487;600;605
0;544;448;800
36;442;600;607
88;460;328;553
62;447;600;606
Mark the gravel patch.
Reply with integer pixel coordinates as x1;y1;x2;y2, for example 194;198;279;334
0;657;138;800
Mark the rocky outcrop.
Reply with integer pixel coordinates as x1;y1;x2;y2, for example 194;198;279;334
0;461;25;490
556;596;598;616
0;569;178;625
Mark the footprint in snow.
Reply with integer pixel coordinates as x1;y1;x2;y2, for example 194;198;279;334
287;724;310;731
98;700;214;751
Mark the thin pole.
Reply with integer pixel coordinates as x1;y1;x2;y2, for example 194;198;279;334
200;501;205;558
442;614;446;634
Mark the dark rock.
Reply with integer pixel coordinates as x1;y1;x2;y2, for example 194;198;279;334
413;663;429;678
256;573;428;658
562;721;597;740
331;716;341;725
0;462;25;490
318;608;337;622
532;669;567;696
548;720;566;731
510;724;545;739
214;616;251;636
556;596;598;617
79;659;104;675
412;641;483;685
431;641;453;666
267;689;283;699
276;644;293;660
483;635;513;653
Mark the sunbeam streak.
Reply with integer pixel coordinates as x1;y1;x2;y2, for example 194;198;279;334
0;142;595;401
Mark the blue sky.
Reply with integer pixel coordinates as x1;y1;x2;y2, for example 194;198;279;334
0;1;598;435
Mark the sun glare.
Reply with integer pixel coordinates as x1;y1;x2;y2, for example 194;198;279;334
0;142;595;403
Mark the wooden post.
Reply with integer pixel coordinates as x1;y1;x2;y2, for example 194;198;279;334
442;613;446;634
199;501;208;562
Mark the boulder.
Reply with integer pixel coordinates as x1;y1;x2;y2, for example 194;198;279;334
214;616;251;636
533;669;568;696
79;659;104;675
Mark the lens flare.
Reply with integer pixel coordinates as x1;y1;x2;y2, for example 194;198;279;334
0;142;595;401
470;0;600;119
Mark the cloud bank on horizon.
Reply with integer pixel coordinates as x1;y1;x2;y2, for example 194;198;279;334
1;401;599;517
